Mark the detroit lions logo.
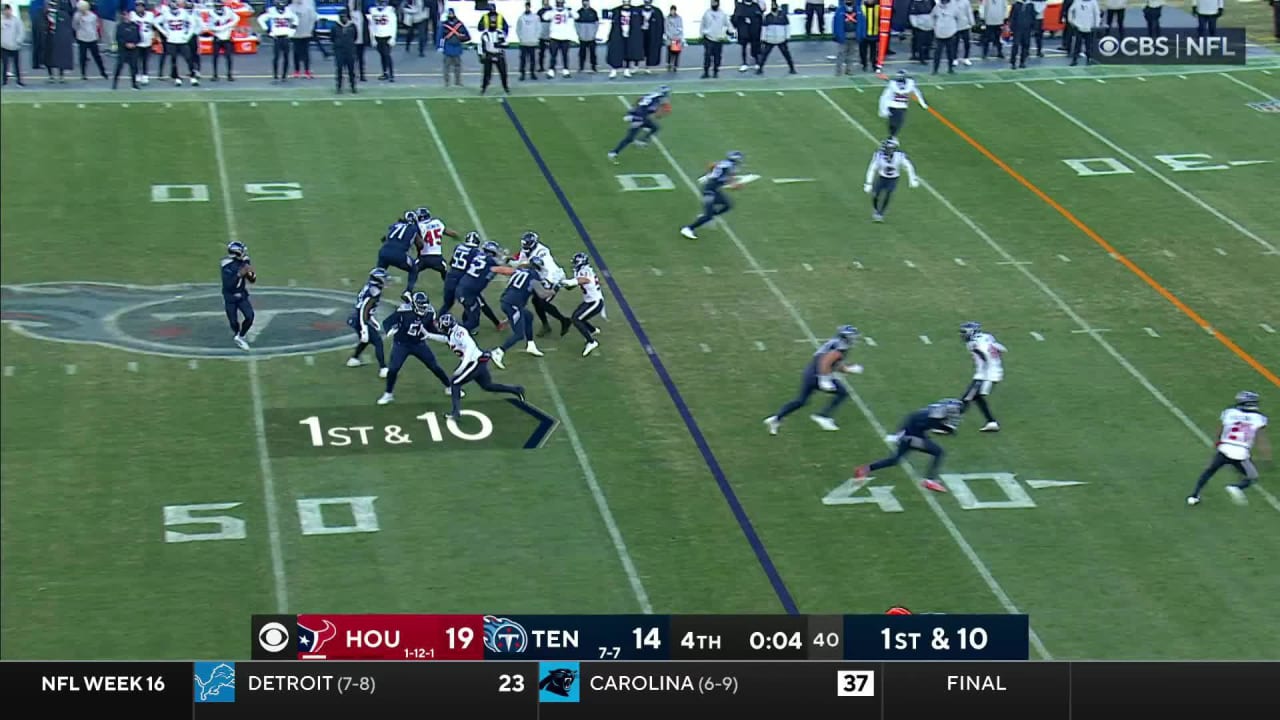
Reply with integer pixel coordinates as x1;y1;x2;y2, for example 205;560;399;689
1;282;353;359
483;615;529;654
539;668;577;697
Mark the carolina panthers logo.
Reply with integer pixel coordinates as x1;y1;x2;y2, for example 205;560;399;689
539;668;576;697
1;282;354;359
483;615;529;654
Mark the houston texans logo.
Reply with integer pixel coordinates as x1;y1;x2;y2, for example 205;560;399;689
298;619;338;654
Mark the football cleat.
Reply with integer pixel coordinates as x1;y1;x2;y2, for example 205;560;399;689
980;421;1000;432
921;479;947;493
489;348;506;369
680;227;698;240
810;415;839;431
1186;496;1201;506
378;368;389;379
764;416;781;435
524;342;544;357
377;392;394;405
583;340;599;357
346;357;363;368
233;335;250;350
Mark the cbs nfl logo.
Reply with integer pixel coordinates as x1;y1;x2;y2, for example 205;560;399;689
252;615;296;659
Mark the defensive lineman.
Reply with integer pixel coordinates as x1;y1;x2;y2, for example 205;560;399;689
959;321;1005;432
864;137;919;222
680;151;745;240
608;86;672;163
378;292;454;405
852;399;962;493
564;252;605;357
346;267;390;377
764;325;864;434
435;313;526;420
877;70;928;139
414;207;458;283
513;232;575;337
220;241;256;351
1187;392;1270;506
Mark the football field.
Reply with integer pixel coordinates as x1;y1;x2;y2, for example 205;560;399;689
2;64;1278;661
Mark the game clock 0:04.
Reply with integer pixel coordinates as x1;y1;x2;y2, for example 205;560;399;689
749;631;803;651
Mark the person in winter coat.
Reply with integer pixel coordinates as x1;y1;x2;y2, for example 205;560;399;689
700;0;728;77
43;0;74;81
664;4;682;71
536;0;550;71
111;7;139;87
929;0;958;73
1103;0;1125;34
73;1;106;79
1192;0;1222;37
907;0;934;63
1030;0;1045;55
638;0;663;70
1007;0;1034;67
1067;0;1099;64
208;1;237;81
954;0;973;64
1059;0;1074;50
757;2;793;73
576;0;598;72
403;0;428;55
856;0;880;72
291;0;316;77
346;0;367;81
436;5;468;85
2;3;25;86
1141;0;1162;38
832;0;857;74
605;0;644;77
29;0;45;70
332;6;357;90
731;0;762;71
979;0;1005;60
516;1;539;79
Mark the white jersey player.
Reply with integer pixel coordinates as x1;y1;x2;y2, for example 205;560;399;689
514;231;575;336
959;321;1006;432
864;138;919;223
413;207;455;281
566;252;605;357
877;70;928;138
434;314;526;420
1188;392;1270;506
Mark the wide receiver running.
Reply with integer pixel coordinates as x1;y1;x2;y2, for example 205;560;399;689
1187;391;1269;506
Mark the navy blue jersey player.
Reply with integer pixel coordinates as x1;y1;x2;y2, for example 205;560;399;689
764;325;864;434
376;211;423;295
456;240;515;333
852;399;962;494
220;241;256;351
608;86;671;163
377;292;455;406
680;151;744;240
490;256;547;369
441;232;506;331
346;268;390;376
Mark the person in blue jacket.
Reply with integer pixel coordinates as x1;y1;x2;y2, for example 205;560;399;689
832;0;856;75
436;5;469;86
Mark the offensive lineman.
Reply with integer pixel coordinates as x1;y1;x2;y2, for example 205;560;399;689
456;240;516;332
442;232;507;330
764;325;864;434
608;86;672;163
220;241;256;351
680;151;745;240
377;291;454;405
877;70;928;138
959;321;1005;432
490;256;548;367
852;399;963;493
377;211;423;295
434;313;526;420
564;252;605;357
346;267;390;377
864;137;919;222
1187;392;1270;506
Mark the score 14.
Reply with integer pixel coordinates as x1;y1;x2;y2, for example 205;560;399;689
599;627;662;660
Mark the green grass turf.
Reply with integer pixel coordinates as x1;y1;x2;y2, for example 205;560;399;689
2;67;1277;661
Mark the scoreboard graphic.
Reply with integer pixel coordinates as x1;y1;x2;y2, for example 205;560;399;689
3;614;1276;719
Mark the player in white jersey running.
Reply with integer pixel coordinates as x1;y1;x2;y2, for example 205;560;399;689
958;321;1005;432
877;70;928;138
433;313;526;420
864;138;919;223
1188;391;1270;506
564;252;605;357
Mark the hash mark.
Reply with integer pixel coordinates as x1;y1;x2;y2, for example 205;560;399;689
65;364;77;375
340;278;352;286
954;258;966;266
696;93;706;98
1144;327;1160;337
851;260;864;269
1178;75;1188;80
1055;80;1065;85
577;96;585;101
188;359;199;370
703;266;714;275
1137;77;1147;82
164;102;173;108
802;263;814;271
863;336;877;347
33;103;41;109
457;98;465;104
736;91;745;97
650;267;664;276
291;101;300;107
643;344;656;356
2;366;13;377
699;343;712;353
776;91;785;96
703;302;719;317
538;97;547;103
1203;325;1216;335
333;100;342;106
375;100;383;105
1162;249;1176;258
1261;323;1276;334
974;84;984;89
304;355;315;366
1095;79;1106;84
853;86;864;93
1057;254;1071;262
754;341;767;351
1030;332;1045;341
287;278;298;287
919;335;932;345
121;103;130;108
249;102;257;107
904;259;917;268
127;361;139;372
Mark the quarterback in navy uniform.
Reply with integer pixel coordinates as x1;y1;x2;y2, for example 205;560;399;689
220;241;257;351
346;268;390;376
764;326;864;434
607;86;672;162
490;256;547;369
853;400;962;493
376;211;423;294
434;313;526;421
377;292;455;405
456;240;515;333
680;151;744;240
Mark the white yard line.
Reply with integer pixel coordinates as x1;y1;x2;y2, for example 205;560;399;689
1219;72;1277;99
416;100;653;613
208;102;290;613
627;95;1052;658
1016;83;1278;255
818;90;1280;515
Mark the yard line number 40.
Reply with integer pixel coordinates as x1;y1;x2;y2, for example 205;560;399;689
150;183;303;202
163;497;379;543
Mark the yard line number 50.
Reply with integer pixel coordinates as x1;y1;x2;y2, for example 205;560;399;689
162;496;379;543
150;183;304;203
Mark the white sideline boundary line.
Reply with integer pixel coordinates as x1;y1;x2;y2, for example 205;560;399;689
1016;83;1278;256
208;102;290;613
1219;72;1278;99
816;90;1280;516
416;99;653;614
623;95;1052;659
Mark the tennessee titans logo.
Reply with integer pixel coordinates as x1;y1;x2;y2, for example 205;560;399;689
298;619;338;655
483;615;529;653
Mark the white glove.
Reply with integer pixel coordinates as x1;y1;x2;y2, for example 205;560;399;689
910;180;920;189
842;363;863;375
818;376;836;392
878;109;889;118
863;183;872;194
560;279;578;289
